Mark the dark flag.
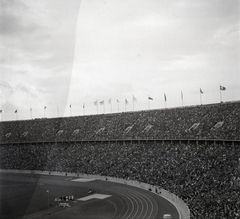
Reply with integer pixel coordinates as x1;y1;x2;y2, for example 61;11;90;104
220;85;226;91
148;96;153;100
164;93;167;102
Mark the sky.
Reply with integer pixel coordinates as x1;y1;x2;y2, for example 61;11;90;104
0;0;239;121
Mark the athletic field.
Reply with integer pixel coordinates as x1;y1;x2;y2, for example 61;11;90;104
0;172;179;219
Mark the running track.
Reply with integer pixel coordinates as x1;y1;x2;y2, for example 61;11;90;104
0;172;179;219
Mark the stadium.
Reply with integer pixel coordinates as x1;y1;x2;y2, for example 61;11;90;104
0;101;240;218
1;1;240;219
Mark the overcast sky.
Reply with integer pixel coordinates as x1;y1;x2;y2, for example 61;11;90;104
0;0;239;121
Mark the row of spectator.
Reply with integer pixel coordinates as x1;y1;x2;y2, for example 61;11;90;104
1;141;239;218
0;101;240;143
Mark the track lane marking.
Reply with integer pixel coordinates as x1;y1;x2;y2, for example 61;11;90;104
126;190;141;219
129;190;145;218
126;192;138;219
114;191;132;219
113;192;126;219
123;188;158;219
114;190;143;219
105;199;118;219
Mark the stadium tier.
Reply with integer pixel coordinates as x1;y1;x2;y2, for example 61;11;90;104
0;101;240;218
0;101;240;143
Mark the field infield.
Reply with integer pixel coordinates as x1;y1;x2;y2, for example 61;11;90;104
0;172;179;219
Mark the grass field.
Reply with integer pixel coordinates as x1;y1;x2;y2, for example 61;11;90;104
0;172;179;219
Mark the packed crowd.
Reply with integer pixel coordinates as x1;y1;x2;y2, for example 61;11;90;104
0;101;240;143
1;101;240;218
0;141;240;218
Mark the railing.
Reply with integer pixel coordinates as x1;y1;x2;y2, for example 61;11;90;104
1;138;239;146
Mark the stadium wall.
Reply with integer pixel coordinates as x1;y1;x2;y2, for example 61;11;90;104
0;169;190;219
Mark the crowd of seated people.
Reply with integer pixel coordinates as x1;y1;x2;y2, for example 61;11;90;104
1;101;240;218
0;141;239;218
1;101;240;143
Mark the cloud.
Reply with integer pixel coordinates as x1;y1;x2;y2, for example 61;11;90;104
0;0;239;120
0;0;81;120
0;0;37;35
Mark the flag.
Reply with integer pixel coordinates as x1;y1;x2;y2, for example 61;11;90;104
133;95;137;102
30;108;32;111
148;96;153;100
83;103;85;108
100;100;104;105
69;104;71;108
164;93;167;102
15;109;17;113
125;99;128;104
44;106;47;110
117;99;120;103
108;98;111;104
0;110;2;113
200;88;203;94
220;85;226;91
94;100;98;105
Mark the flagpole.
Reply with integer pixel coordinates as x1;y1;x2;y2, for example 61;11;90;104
181;91;183;107
199;88;204;105
200;92;202;105
44;107;45;118
0;110;3;121
57;106;59;117
109;99;112;113
83;103;85;115
125;98;126;112
219;84;222;103
133;96;134;111
70;105;72;116
95;100;98;114
164;93;166;109
30;108;32;119
148;96;150;110
110;100;112;113
117;100;119;113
